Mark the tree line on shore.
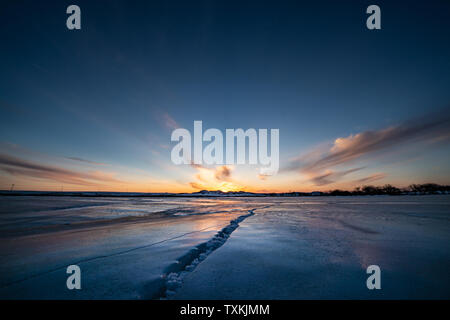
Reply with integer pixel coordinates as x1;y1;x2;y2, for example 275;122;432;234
280;183;450;196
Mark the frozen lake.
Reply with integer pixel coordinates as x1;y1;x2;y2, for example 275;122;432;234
0;195;449;299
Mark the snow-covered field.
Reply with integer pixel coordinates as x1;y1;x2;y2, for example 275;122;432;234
0;195;449;299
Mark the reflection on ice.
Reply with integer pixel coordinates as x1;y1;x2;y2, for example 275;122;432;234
0;195;449;299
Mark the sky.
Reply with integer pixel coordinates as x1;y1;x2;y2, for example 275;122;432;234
1;0;450;192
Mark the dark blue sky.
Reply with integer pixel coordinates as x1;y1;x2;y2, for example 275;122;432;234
1;0;449;192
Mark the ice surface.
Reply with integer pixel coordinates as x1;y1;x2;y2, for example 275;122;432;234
0;195;449;299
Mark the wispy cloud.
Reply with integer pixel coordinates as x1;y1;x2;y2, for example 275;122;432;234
160;112;179;130
352;173;386;185
286;109;450;186
0;153;123;187
310;167;364;186
189;182;204;190
66;157;105;166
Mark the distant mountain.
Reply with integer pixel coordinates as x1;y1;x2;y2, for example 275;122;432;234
186;190;260;197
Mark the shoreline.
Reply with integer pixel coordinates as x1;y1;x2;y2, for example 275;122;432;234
1;192;449;198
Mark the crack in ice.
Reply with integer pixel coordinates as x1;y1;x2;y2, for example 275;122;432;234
147;206;269;299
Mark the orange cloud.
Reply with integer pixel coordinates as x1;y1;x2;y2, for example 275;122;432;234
189;165;243;191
